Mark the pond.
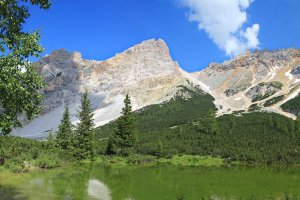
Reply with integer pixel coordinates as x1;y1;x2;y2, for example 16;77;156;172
1;164;300;200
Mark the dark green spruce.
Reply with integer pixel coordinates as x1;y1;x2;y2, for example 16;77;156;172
106;94;137;156
74;91;95;160
56;106;74;154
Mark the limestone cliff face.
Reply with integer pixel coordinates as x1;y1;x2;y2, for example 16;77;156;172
13;38;300;139
37;39;187;110
13;39;192;139
193;48;300;118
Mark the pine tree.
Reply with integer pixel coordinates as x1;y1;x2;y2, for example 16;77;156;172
295;116;300;133
197;109;218;134
74;91;95;160
47;130;55;150
56;106;74;154
106;94;137;156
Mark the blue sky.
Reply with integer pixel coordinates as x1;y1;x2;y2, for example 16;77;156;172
25;0;300;72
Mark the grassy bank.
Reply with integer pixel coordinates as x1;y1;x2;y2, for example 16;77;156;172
95;154;231;168
0;153;232;173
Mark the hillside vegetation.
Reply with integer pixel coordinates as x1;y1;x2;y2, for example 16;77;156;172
281;94;300;115
95;86;300;164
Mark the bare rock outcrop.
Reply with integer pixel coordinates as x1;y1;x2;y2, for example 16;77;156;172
12;39;193;139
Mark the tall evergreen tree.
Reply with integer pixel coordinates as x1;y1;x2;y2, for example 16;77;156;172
56;106;74;153
75;91;95;160
196;109;218;134
295;116;300;133
47;130;55;150
106;94;137;156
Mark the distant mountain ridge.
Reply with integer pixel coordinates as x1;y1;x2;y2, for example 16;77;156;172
193;48;300;118
13;39;205;139
12;39;300;139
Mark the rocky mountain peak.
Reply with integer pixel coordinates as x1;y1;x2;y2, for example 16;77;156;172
13;39;192;139
123;39;171;61
39;48;82;64
193;47;300;118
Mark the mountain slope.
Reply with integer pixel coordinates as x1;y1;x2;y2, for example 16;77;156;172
95;86;299;164
193;49;300;119
12;39;300;139
12;39;209;139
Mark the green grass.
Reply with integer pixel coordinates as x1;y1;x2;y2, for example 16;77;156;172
86;155;227;167
158;155;226;166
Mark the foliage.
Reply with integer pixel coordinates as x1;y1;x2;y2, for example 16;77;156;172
96;86;300;164
106;94;137;156
264;95;285;107
34;153;61;169
0;0;51;135
56;106;74;154
0;135;61;172
281;94;300;115
248;103;260;111
96;85;215;154
158;155;225;166
74;91;95;160
47;130;55;149
195;108;219;134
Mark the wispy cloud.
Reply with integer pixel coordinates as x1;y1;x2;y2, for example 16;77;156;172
180;0;260;56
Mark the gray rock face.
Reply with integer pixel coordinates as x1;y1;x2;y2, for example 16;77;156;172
192;48;300;118
35;39;188;115
291;65;300;78
36;49;82;113
194;49;298;91
246;82;283;102
13;39;194;139
12;39;300;138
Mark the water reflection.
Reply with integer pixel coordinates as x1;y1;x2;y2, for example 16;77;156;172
87;179;111;200
0;184;27;200
3;165;300;199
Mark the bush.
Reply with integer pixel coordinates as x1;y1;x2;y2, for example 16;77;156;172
35;153;62;169
126;154;156;164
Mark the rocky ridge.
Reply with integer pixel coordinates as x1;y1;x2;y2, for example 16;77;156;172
193;48;300;118
12;39;300;139
13;39;205;139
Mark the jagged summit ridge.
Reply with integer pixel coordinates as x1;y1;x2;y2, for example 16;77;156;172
13;39;196;139
13;38;300;139
193;48;300;118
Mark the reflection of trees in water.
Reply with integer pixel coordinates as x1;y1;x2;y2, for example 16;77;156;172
0;184;27;200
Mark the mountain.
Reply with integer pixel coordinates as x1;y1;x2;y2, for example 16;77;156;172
192;48;300;118
12;39;300;139
12;39;210;139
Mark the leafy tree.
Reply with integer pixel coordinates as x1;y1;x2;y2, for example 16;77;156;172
56;106;74;153
0;0;51;135
74;91;95;160
106;94;137;156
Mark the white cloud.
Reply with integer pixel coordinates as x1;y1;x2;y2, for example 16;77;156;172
180;0;260;56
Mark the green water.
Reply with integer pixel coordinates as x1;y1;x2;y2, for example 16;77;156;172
1;165;300;200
